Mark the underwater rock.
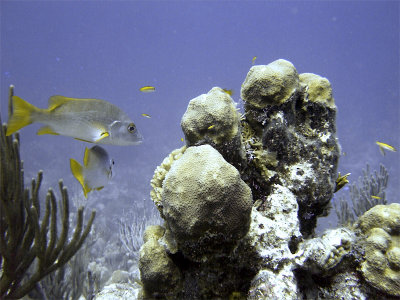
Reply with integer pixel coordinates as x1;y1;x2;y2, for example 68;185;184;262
140;58;352;299
295;227;355;274
246;185;301;299
181;87;245;167
161;144;252;261
95;282;140;300
241;59;300;108
299;271;369;299
150;146;186;216
138;229;182;298
241;59;340;237
355;203;400;297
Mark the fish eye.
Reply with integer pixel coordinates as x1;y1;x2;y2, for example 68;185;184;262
127;123;136;133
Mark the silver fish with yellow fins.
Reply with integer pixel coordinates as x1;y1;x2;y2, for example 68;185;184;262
376;141;396;156
6;95;143;145
70;145;114;198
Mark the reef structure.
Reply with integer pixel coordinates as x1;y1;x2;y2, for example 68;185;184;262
135;59;398;299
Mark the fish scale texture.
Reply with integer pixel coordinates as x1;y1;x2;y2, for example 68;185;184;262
161;144;252;261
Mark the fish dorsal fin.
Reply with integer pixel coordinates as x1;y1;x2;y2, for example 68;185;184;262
70;158;85;191
48;96;101;111
37;126;59;135
48;95;77;111
70;158;92;198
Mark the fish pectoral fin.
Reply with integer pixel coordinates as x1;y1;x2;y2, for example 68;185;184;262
95;186;104;191
379;146;386;156
37;126;59;135
83;147;90;167
94;131;110;143
83;186;92;198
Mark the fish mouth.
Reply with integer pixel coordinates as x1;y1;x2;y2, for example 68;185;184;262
133;133;143;145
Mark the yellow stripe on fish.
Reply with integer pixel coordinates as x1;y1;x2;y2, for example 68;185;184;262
139;86;156;93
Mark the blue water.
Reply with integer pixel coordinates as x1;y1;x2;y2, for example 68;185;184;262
1;1;399;230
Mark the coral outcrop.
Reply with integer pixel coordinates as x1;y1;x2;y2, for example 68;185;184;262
134;59;397;299
181;87;245;167
241;59;340;237
355;203;400;297
161;145;252;261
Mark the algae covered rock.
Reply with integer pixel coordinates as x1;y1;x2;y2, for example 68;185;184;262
181;87;240;145
139;58;348;299
161;144;252;261
181;87;245;166
241;59;300;108
296;227;354;274
240;59;340;237
355;203;400;297
139;227;182;298
299;73;335;109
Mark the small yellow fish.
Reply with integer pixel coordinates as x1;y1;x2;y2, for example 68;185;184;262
334;172;351;193
252;56;257;65
207;124;215;130
70;146;114;198
222;89;234;96
139;86;156;93
6;95;143;145
181;137;184;142
141;113;151;118
371;195;382;200
376;141;397;156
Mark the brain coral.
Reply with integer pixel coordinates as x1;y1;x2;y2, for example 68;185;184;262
181;87;240;146
161;144;253;261
241;59;300;108
355;203;400;297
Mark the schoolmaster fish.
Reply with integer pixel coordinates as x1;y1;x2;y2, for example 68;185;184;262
6;95;143;145
70;145;114;198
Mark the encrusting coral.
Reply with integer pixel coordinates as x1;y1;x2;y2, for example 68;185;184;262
0;85;96;299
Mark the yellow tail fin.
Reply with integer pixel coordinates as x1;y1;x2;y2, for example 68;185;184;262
6;96;40;136
70;158;91;198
